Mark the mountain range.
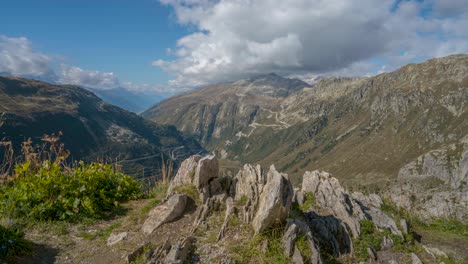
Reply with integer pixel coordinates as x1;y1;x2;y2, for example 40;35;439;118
0;76;203;176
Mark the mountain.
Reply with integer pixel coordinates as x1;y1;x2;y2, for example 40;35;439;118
89;87;166;113
142;73;310;148
0;76;204;175
143;54;468;221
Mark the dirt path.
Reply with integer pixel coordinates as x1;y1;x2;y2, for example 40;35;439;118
17;198;198;264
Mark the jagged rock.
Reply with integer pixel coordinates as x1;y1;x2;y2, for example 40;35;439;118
352;192;383;209
423;245;448;259
193;194;226;230
294;187;305;205
387;141;468;223
366;208;404;239
282;219;322;264
167;155;201;194
106;232;127;246
165;237;195;264
400;219;408;234
252;165;293;233
306;212;352;256
194;155;219;189
232;164;265;220
217;197;236;241
292;246;304;264
282;221;299;257
167;155;220;199
142;194;188;235
411;253;423;264
380;236;394;250
367;247;377;261
301;170;364;238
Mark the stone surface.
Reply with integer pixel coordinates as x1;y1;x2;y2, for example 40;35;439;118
292;246;304;264
142;194;188;235
194;155;219;189
366;208;404;239
411;253;423;264
423;245;448;259
252;165;293;233
165;237;195;263
106;232;128;246
301;170;364;238
380;236;394;250
167;155;201;194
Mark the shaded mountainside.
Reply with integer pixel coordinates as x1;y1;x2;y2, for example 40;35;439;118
143;55;468;220
0;76;204;174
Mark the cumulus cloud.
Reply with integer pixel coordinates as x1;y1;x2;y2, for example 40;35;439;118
0;35;55;78
59;65;121;89
154;0;468;87
0;35;167;93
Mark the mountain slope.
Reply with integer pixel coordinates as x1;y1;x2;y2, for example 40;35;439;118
143;55;468;187
0;76;204;175
142;73;310;148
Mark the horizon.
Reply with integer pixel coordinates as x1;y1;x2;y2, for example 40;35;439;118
1;0;468;97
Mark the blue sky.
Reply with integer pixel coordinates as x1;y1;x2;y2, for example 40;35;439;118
1;0;467;93
1;0;187;85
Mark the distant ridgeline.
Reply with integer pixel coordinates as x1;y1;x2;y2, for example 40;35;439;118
0;76;204;179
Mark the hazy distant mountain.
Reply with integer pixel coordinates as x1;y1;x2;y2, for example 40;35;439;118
0;76;203;174
89;87;166;113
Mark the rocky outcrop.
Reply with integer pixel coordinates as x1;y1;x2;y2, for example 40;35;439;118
167;155;201;194
300;170;365;238
252;165;294;233
232;164;294;233
142;194;188;235
387;140;468;223
282;219;322;264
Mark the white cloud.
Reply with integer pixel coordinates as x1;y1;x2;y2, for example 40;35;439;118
154;0;468;87
59;65;120;89
0;35;170;93
0;35;55;78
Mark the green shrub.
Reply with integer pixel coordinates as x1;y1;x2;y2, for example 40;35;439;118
300;192;317;211
0;224;32;259
0;161;142;221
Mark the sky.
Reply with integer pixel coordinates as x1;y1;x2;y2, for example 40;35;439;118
1;0;467;94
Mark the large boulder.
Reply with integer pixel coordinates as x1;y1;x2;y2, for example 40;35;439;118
194;155;219;189
232;164;293;233
252;165;294;233
300;170;364;238
167;155;222;203
142;194;188;235
167;155;201;194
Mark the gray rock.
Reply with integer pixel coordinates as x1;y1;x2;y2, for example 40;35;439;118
301;170;364;238
423;245;448;259
252;165;293;233
282;219;322;264
165;237;195;264
106;232;128;246
292;246;304;264
411;253;423;264
142;194;188;235
194;155;219;189
400;219;408;234
217;197;236;241
366;207;404;239
367;247;377;261
167;155;201;194
380;236;394;250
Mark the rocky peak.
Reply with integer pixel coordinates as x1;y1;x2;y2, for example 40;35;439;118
233;72;310;97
